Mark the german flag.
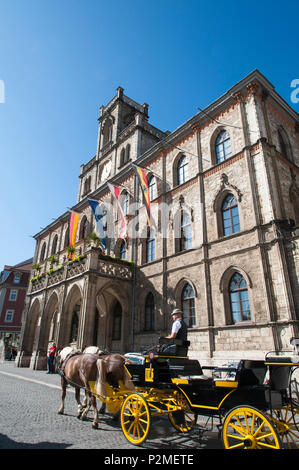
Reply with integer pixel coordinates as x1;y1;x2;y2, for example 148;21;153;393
132;164;153;227
69;211;79;247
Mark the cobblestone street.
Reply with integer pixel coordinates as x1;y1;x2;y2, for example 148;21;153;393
0;361;221;451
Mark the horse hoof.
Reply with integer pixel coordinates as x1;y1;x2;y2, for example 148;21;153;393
92;423;98;429
58;411;64;415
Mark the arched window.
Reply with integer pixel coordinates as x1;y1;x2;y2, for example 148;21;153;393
181;283;195;327
222;194;240;236
148;176;157;201
145;293;155;331
70;305;80;343
122;192;129;216
40;242;46;262
229;273;251;323
277;128;292;161
216;130;232;163
112;301;122;340
64;229;69;249
120;241;126;259
120;148;125;167
177;155;189;185
125;144;131;162
80;217;89;240
51;234;58;255
180;212;192;251
103;118;112;145
146;227;155;263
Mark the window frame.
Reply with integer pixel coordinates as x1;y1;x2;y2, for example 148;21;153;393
5;309;15;323
177;155;189;185
181;283;196;327
215;130;232;164
9;289;18;301
222;193;240;236
229;273;251;324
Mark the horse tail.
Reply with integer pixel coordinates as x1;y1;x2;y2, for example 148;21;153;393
95;358;107;399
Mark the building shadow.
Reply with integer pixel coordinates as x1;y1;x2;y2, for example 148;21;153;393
0;433;72;449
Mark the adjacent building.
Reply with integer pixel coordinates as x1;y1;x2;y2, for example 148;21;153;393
0;258;33;358
17;70;299;370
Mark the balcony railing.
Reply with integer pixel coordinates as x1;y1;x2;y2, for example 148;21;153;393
29;248;132;293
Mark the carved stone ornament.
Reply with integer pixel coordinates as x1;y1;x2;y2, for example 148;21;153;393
213;173;243;212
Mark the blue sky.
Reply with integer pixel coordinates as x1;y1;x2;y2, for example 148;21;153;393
0;0;298;269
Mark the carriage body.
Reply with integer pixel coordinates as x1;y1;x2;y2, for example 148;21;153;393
122;352;299;448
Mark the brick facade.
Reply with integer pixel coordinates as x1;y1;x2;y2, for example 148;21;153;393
17;70;299;369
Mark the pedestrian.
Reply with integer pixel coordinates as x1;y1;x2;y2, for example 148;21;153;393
47;342;57;374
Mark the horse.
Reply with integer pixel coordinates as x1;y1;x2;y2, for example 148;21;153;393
82;346;135;416
57;347;134;427
57;347;106;428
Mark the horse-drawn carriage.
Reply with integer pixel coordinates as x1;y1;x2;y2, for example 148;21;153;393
58;339;299;449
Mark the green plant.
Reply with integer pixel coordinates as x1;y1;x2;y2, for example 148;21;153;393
88;231;103;248
65;245;76;260
32;263;41;275
48;254;58;267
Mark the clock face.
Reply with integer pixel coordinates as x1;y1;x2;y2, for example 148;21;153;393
101;160;111;181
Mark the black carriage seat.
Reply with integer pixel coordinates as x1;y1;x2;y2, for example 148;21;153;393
158;337;190;357
236;360;267;387
265;357;295;391
166;357;213;387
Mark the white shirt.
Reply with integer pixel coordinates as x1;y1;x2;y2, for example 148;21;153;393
171;319;182;336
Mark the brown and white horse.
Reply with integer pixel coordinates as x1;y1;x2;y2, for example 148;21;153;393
57;347;134;428
57;347;106;428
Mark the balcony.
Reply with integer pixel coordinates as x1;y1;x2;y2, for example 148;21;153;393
29;248;132;294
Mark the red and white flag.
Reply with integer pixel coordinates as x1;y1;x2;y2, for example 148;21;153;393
107;182;127;239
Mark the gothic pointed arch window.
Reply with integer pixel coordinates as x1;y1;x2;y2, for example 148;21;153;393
125;144;131;162
40;242;46;262
80;216;89;240
181;283;195;327
177;155;189;185
216;130;232;163
229;273;251;323
70;305;80;343
103;118;113;145
148;176;157;201
120;148;126;167
51;234;58;255
277;127;293;162
222;193;240;236
146;227;155;262
144;292;155;331
180;211;192;251
122;192;129;216
120;240;126;259
112;301;122;340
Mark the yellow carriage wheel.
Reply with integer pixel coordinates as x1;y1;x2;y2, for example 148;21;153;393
272;404;299;449
120;393;151;445
168;394;197;433
222;406;281;449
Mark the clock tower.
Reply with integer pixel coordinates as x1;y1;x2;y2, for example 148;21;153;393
78;86;166;202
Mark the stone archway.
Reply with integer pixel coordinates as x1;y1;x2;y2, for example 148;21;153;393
39;291;59;352
94;280;131;354
58;284;82;349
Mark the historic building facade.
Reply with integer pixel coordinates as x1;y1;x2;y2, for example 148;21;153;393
17;70;299;370
0;258;33;357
